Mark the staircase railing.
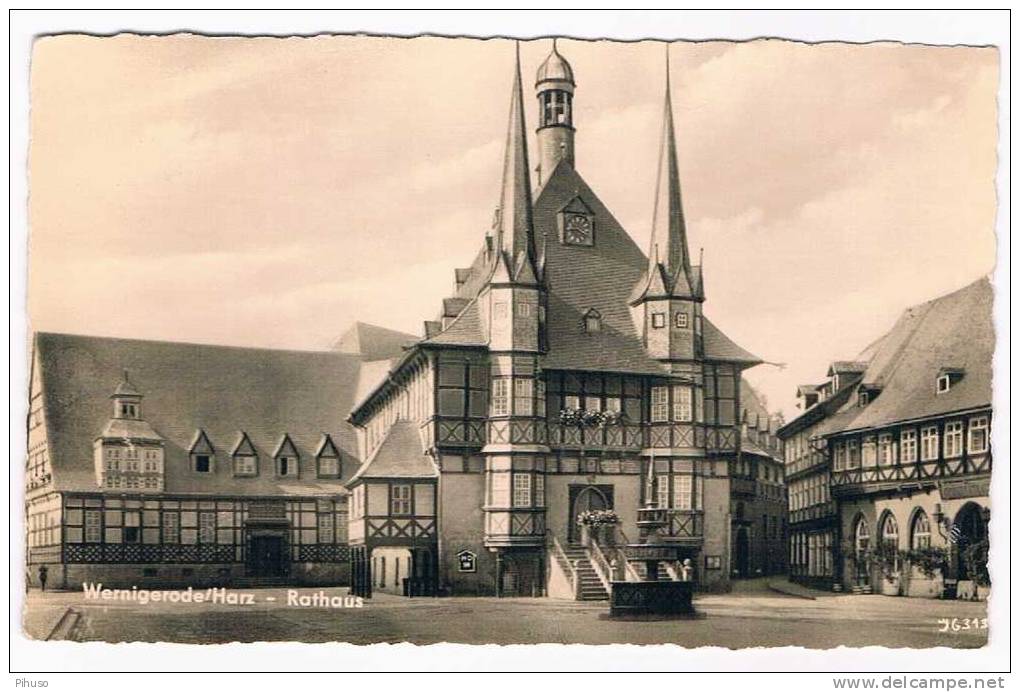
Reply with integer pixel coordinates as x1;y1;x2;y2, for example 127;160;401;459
587;537;615;593
549;532;581;599
609;525;642;582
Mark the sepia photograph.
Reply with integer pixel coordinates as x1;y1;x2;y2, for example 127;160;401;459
9;9;1010;681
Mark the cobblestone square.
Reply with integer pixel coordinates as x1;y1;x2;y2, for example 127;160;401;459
23;582;989;649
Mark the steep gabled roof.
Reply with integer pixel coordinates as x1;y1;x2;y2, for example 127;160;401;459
535;163;668;375
35;332;364;496
347;420;437;485
828;277;993;434
331;321;417;360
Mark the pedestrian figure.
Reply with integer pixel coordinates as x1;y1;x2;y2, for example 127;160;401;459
38;564;48;592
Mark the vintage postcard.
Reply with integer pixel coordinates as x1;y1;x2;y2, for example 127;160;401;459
11;10;1008;678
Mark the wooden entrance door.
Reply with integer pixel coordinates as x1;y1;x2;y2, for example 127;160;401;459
735;527;750;578
568;484;614;544
250;535;285;577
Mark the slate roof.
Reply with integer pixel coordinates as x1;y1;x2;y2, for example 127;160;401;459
347;420;437;485
33;332;402;496
827;277;994;434
332;321;417;360
827;361;869;376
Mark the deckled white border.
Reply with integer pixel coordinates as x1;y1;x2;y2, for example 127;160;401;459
7;9;1011;677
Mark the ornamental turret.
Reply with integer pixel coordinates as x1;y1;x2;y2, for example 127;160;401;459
534;39;576;185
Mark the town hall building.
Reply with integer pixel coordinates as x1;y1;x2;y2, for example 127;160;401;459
25;42;776;598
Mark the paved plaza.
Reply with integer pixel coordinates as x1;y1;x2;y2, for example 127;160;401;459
22;580;989;648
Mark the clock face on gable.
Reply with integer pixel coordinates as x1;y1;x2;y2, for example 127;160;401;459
563;213;593;246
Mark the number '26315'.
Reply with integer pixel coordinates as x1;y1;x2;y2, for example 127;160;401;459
938;618;988;632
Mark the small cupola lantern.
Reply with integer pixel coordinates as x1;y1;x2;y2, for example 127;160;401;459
94;369;165;492
112;369;143;420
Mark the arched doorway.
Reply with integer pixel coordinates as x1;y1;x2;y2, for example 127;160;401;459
735;527;750;578
568;484;612;544
953;502;989;581
852;514;870;587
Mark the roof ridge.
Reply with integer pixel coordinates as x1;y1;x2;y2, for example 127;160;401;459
36;331;349;358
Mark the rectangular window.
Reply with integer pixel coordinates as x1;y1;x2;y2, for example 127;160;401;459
861;437;876;467
277;456;297;477
438;388;465;417
194;454;211;473
651;312;666;329
534;474;545;507
123;511;141;544
673;475;692;510
900;429;918;463
675;311;689;329
656;475;670;509
513;473;532;508
391;485;412;516
944;421;963;457
492;379;509;416
833;442;845;471
604;396;621;414
318;456;340;477
968;416;989;453
563;394;580;412
234;455;257;476
921;426;939;461
84;510;102;543
198;512;216;543
317;513;334;543
162;512;180;544
651;387;669;422
514;379;534;416
490;473;510;507
584;395;601;412
672;385;693;422
878;434;894;465
847;440;860;468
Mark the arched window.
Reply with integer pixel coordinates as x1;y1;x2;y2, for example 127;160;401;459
582;308;602;333
853;514;870;556
911;510;931;550
880;512;899;548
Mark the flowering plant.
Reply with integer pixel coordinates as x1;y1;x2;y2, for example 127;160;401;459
577;509;621;527
559;408;622;428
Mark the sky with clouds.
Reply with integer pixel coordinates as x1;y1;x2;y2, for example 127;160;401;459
28;35;998;418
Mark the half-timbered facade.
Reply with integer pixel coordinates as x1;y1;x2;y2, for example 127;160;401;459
345;43;763;597
24;325;415;589
26;43;770;598
777;277;993;597
826;278;993;597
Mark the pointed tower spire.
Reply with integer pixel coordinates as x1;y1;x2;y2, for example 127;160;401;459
495;41;538;281
646;43;694;296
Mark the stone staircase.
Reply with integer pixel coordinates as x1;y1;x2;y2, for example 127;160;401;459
561;544;609;601
849;584;873;595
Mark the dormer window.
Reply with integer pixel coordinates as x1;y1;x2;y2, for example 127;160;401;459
119;403;138;419
583;308;602;333
273;434;300;478
189;429;216;474
231;431;258;477
194;454;211;473
234;454;257;476
316;434;342;478
277;456;296;477
937;367;964;394
858;391;869;407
